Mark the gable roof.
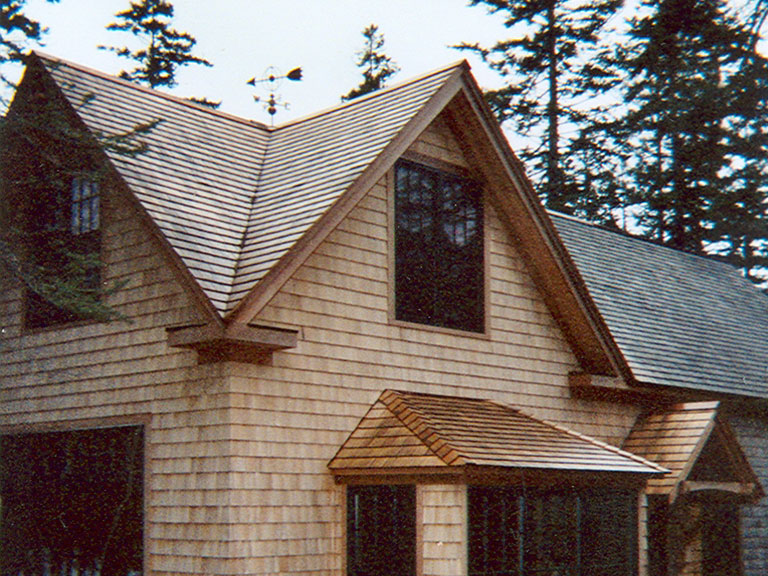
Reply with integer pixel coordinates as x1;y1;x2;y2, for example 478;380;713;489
33;53;461;316
551;213;768;398
21;52;626;377
623;402;762;502
329;390;666;477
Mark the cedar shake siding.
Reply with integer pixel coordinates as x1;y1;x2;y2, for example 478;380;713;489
1;53;766;576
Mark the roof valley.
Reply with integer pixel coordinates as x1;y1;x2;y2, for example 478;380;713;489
226;125;276;314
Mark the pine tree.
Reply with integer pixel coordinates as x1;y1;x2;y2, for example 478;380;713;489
457;0;621;214
101;0;210;89
613;0;767;284
709;12;768;283
342;24;399;101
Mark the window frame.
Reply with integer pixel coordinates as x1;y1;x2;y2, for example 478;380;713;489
389;156;489;336
0;422;146;576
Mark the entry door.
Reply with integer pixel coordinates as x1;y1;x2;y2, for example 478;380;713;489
702;497;742;576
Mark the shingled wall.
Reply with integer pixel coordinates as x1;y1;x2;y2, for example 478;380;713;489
729;413;768;575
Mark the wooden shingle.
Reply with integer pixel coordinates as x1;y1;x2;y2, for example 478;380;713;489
329;390;665;476
553;212;768;398
37;53;460;316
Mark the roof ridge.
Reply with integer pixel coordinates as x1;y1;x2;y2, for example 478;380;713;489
33;50;271;131
271;60;470;131
381;390;467;466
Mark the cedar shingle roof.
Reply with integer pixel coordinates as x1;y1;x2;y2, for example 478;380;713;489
623;402;762;502
552;213;768;398
37;54;268;314
36;53;462;315
328;390;666;475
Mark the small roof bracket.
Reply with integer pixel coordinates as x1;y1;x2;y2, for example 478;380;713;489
166;321;298;364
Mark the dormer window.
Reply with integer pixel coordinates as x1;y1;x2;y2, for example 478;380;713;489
24;176;102;329
394;160;484;333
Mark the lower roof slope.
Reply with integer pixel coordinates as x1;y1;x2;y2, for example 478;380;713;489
552;213;768;398
329;390;665;476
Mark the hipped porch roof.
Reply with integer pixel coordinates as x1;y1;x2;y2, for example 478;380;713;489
329;390;666;477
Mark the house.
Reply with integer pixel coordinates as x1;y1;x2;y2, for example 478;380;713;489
1;51;767;576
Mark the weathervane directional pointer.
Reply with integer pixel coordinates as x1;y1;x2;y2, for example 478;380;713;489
247;66;303;124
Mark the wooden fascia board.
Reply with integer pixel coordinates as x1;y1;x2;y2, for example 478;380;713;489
669;413;717;504
680;481;759;498
441;79;629;379
332;465;655;489
26;53;222;328
226;66;469;325
167;321;297;349
568;372;703;406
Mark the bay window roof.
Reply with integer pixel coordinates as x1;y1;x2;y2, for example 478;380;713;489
329;390;666;478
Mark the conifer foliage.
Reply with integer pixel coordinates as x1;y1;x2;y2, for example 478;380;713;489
0;0;57;95
458;0;621;213
466;0;768;286
102;0;210;89
614;0;768;281
342;24;399;101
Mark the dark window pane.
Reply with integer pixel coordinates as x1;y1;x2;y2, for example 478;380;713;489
0;426;144;576
468;486;521;576
347;484;416;576
523;492;578;575
469;487;638;576
395;161;484;332
581;490;637;576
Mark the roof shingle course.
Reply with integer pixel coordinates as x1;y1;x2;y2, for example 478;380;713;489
329;390;665;475
552;213;768;398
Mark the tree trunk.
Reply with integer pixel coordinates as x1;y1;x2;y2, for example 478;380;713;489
546;0;562;208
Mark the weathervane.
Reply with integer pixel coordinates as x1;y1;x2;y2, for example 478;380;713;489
247;66;303;125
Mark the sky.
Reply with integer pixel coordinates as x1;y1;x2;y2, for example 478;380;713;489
16;0;512;125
